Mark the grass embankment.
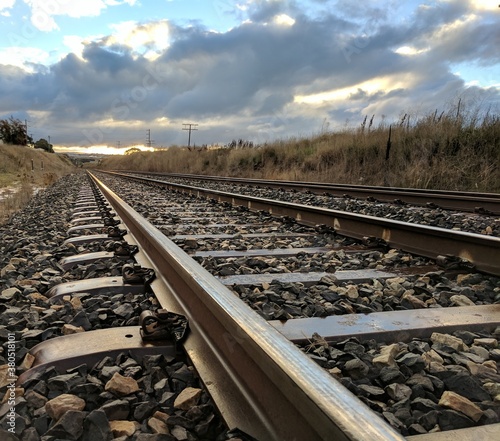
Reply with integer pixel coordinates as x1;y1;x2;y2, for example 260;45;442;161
0;144;76;224
99;108;500;193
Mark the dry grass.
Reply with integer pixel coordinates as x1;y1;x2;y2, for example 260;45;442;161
99;105;500;192
0;144;75;224
0;182;35;224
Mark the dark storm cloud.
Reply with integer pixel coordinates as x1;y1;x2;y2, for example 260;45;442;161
159;14;353;118
0;0;498;147
1;7;354;126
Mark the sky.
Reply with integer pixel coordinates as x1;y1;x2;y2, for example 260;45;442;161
0;0;499;155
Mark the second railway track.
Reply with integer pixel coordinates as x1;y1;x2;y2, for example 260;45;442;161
125;172;500;216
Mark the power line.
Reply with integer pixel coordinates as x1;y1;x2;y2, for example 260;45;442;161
146;129;154;147
182;123;198;148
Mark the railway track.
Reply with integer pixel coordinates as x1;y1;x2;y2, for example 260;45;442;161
117;172;500;240
125;172;500;216
105;171;500;275
94;172;499;438
2;171;499;440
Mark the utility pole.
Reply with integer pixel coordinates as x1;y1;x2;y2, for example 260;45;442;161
25;119;28;146
182;123;198;148
146;129;154;147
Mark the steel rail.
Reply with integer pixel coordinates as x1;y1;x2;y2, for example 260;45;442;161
89;172;405;441
102;172;500;276
124;171;500;214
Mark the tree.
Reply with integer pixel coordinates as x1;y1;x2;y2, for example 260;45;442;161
34;138;54;153
0;116;32;145
125;147;141;155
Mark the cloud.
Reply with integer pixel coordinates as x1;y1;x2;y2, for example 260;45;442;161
1;0;499;148
105;20;171;59
106;0;137;6
22;0;139;31
0;0;15;12
63;35;87;60
0;46;50;71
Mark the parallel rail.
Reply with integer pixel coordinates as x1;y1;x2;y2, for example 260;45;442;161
124;171;500;215
104;171;500;276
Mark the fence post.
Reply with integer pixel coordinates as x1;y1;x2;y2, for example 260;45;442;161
384;125;392;187
385;125;392;161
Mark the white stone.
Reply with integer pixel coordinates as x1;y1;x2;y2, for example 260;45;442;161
449;295;475;306
45;394;85;421
105;372;140;397
438;391;483;422
174;387;202;410
1;287;20;300
430;333;468;352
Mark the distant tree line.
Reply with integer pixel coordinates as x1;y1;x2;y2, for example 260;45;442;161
34;138;54;153
226;139;254;149
125;147;142;155
0;116;53;152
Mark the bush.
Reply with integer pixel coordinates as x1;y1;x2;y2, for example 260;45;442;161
34;138;54;153
0;117;32;146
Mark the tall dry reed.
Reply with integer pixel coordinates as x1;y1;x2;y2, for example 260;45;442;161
99;104;499;192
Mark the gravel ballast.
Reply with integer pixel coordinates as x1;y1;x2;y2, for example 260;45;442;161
0;173;231;441
5;171;492;439
301;329;500;436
